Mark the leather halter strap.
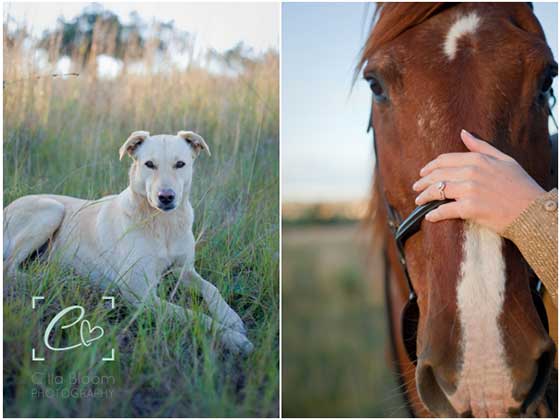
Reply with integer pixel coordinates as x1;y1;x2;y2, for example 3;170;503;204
395;200;452;246
383;197;451;300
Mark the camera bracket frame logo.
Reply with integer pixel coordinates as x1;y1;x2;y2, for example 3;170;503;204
31;296;116;362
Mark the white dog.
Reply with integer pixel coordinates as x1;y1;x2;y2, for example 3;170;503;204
3;130;253;354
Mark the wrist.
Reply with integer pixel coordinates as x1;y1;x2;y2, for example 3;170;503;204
504;185;548;233
502;189;558;241
499;185;546;234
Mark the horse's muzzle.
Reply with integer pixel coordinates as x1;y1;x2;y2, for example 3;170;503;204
416;336;555;418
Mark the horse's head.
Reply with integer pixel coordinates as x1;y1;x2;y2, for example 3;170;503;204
361;3;556;417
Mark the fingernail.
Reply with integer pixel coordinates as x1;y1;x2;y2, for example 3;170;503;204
419;167;426;176
412;181;419;191
415;196;420;204
462;129;475;139
426;210;435;221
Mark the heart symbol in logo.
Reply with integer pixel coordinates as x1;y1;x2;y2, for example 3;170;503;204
80;320;104;347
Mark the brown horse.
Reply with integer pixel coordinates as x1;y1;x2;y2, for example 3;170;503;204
360;3;557;417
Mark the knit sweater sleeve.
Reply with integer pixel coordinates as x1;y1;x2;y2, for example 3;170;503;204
502;189;558;307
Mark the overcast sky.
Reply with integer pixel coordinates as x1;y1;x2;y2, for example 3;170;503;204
3;2;279;54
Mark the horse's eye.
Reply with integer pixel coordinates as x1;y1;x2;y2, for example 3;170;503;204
369;79;383;95
145;161;156;169
366;76;387;102
175;161;185;169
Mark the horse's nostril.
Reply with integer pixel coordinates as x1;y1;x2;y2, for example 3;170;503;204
416;362;458;417
158;189;176;205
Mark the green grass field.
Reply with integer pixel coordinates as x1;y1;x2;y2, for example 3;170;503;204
3;37;279;417
282;224;408;417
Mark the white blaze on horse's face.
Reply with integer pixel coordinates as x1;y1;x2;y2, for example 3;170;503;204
450;222;516;417
442;13;518;417
443;13;481;60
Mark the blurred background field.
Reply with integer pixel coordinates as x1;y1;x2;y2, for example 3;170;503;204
282;208;407;417
4;3;278;417
281;4;406;415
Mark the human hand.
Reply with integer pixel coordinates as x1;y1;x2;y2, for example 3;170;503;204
412;129;545;233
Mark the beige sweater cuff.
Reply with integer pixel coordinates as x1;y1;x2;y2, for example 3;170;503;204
502;189;558;307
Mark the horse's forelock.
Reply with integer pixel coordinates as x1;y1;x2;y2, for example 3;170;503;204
357;2;454;74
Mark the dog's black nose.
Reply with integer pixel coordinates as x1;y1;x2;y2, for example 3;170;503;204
158;189;176;205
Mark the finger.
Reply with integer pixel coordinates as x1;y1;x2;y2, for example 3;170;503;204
420;152;487;176
425;201;469;222
413;167;473;192
460;129;512;161
419;131;513;176
415;181;471;205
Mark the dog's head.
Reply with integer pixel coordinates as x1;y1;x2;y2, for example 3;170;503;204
119;130;211;212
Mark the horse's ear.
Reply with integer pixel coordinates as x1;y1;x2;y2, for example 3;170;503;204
119;131;150;160
177;131;211;157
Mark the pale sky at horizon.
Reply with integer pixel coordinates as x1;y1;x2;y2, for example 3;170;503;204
282;2;558;204
3;2;279;54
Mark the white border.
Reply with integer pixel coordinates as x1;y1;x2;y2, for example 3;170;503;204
278;1;283;417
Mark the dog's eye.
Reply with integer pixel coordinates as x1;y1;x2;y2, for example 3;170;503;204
175;161;185;169
145;161;156;169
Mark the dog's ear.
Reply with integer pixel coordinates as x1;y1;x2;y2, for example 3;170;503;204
177;131;211;157
119;131;150;161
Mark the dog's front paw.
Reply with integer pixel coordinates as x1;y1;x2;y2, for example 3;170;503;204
223;311;247;335
221;329;254;355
